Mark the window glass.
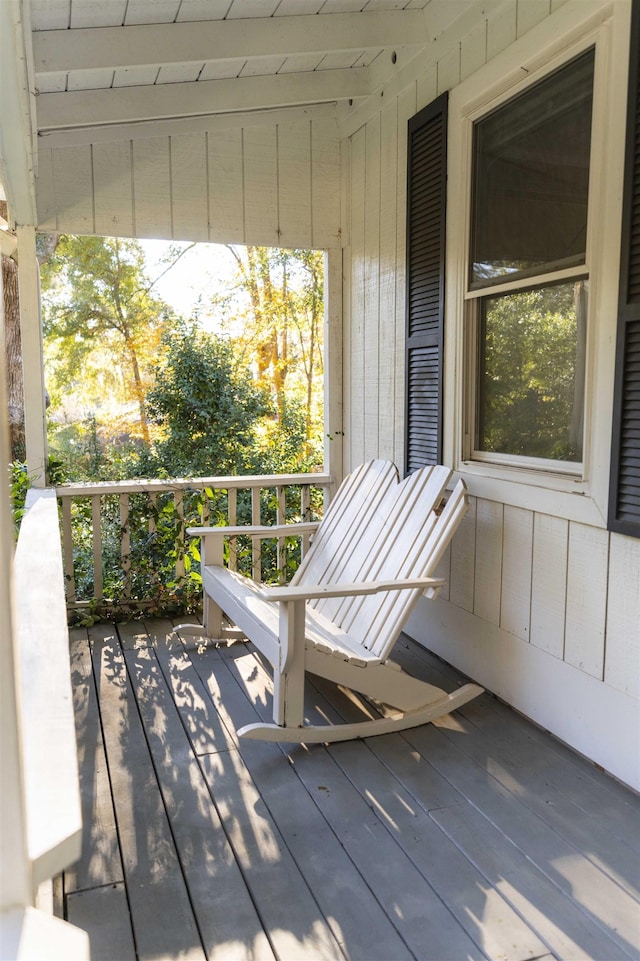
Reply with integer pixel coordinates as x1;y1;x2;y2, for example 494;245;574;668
476;280;587;462
470;49;595;287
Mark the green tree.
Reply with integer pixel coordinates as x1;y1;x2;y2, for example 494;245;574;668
222;246;324;463
41;235;187;446
479;281;585;460
144;323;271;477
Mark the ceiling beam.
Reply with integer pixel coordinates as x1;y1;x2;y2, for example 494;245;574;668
33;10;427;74
36;67;371;131
38;103;339;148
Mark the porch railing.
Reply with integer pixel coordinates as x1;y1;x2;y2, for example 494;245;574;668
55;472;331;618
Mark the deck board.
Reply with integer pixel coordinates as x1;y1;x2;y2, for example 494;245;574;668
60;620;640;961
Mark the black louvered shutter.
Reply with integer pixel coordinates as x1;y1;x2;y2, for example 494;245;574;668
405;93;448;475
608;1;640;537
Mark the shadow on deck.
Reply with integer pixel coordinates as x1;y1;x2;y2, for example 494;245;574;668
59;619;640;961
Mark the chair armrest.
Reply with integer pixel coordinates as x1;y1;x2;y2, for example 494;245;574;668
258;576;446;602
187;522;320;538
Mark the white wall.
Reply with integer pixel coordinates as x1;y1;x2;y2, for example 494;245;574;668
341;0;640;789
36;115;342;251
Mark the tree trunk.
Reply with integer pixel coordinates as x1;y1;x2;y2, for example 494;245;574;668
1;202;25;461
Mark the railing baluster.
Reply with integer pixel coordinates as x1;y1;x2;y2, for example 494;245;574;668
61;496;75;604
174;490;184;583
54;472;331;614
277;485;286;583
228;488;237;572
91;494;103;602
120;493;131;600
251;485;261;582
301;485;312;556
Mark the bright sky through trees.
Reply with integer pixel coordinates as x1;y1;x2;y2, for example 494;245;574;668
139;239;237;328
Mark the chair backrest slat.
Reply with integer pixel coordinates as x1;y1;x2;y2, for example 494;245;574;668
293;460;468;662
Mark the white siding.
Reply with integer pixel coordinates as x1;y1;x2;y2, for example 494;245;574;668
35;118;341;249
341;0;639;788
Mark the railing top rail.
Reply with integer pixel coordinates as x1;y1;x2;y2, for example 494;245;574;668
55;472;332;498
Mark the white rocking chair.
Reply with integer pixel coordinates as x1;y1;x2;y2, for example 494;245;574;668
178;460;483;742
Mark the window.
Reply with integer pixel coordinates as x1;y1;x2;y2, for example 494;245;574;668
467;49;595;471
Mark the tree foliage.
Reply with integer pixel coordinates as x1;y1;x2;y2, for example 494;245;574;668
41;235;182;445
143;323;271;477
478;281;584;461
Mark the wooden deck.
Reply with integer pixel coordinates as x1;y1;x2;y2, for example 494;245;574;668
59;619;640;961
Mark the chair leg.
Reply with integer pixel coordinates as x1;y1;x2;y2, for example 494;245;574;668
274;600;306;727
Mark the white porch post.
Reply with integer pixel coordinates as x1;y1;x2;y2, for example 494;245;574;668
0;248;33;923
17;226;47;487
324;247;343;500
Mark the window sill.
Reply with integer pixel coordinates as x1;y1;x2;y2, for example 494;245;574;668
455;460;607;527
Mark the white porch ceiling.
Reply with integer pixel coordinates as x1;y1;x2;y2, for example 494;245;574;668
30;0;469;139
2;0;477;225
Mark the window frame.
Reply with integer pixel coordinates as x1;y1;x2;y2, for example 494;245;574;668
444;7;629;525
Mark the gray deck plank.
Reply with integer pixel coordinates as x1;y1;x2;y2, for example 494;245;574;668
177;635;416;961
65;622;640;961
431;800;639;961
150;630;349;961
302;674;550;961
65;628;123;893
401;719;640;960
66;882;136;961
396;638;639;841
223;644;488;961
121;631;277;961
89;623;206;961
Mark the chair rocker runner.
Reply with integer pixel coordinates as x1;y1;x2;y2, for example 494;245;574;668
178;460;483;742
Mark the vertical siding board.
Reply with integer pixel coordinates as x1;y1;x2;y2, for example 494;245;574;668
416;66;437;114
516;0;551;38
450;495;476;613
51;145;94;234
243;126;279;247
277;121;312;250
433;542;451;602
437;45;461;95
604;534;640;699
378;99;399;461
170;133;208;241
92;141;133;237
530;514;568;659
349;126;366;467
501;505;533;641
207;128;244;245
364;114;381;460
35;147;57;229
132;138;172;240
310;120;341;249
565;524;609;679
473;498;503;627
461;18;487;82
486;0;517;61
